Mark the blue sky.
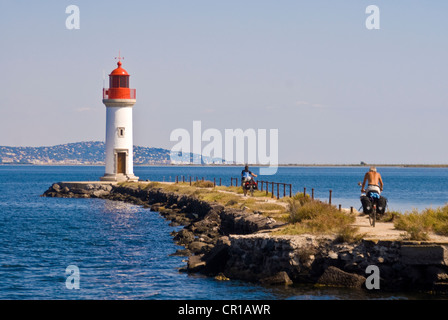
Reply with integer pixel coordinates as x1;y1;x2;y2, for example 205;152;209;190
0;1;447;164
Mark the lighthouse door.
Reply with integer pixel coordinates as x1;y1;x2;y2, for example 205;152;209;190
116;152;126;174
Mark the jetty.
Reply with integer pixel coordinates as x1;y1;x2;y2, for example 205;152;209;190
42;180;448;294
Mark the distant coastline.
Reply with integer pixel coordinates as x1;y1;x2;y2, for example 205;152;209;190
1;163;448;168
2;141;447;168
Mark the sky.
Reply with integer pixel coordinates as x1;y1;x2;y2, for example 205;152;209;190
0;0;447;164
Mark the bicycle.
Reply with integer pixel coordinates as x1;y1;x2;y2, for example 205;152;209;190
368;193;380;227
242;177;257;197
358;182;382;227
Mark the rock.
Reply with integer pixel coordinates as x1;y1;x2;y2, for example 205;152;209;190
217;236;231;247
188;241;209;254
150;203;163;211
190;214;220;234
170;248;192;257
159;208;177;220
426;266;448;282
339;252;352;261
187;254;206;272
353;253;365;263
215;273;230;281
202;243;230;275
317;266;366;288
102;185;113;192
260;271;293;285
92;190;109;198
376;257;385;264
173;229;195;245
401;245;448;266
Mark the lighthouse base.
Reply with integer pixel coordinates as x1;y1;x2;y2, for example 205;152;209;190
100;173;139;182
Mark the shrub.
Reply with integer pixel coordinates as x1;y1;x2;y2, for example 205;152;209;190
335;225;365;243
393;205;448;240
192;180;215;188
292;192;311;205
225;199;239;206
285;197;356;236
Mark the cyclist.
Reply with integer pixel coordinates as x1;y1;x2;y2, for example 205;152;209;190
241;165;257;196
361;166;383;197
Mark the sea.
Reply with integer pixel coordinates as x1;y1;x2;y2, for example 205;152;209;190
0;165;447;300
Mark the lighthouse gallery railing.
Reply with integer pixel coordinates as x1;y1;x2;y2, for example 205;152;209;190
103;88;136;100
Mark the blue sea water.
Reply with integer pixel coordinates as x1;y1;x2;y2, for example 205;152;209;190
0;165;447;300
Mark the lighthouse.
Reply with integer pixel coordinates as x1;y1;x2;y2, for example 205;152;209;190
100;56;139;182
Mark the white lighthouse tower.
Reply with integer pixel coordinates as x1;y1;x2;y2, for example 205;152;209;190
100;56;139;182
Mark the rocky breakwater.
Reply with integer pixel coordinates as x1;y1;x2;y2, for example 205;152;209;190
214;233;448;293
42;182;448;293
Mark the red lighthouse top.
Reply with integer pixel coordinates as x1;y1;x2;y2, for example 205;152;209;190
103;56;136;100
110;60;129;76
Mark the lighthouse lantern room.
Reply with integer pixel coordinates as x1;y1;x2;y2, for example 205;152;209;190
100;56;138;182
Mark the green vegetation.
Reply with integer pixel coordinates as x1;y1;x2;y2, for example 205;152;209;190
274;192;362;242
393;205;448;241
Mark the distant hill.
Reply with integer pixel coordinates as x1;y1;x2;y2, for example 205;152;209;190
0;141;170;165
0;141;222;165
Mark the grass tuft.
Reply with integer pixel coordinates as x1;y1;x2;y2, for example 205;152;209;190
274;192;358;241
393;205;448;240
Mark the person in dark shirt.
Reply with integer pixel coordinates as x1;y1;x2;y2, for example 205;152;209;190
241;165;257;196
241;165;257;180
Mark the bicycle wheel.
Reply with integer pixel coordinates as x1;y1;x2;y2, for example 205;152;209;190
370;206;376;227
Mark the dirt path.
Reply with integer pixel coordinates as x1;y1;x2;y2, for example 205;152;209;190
352;213;405;240
351;211;448;243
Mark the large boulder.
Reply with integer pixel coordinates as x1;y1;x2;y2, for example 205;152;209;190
201;241;231;275
317;266;366;288
260;271;293;285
